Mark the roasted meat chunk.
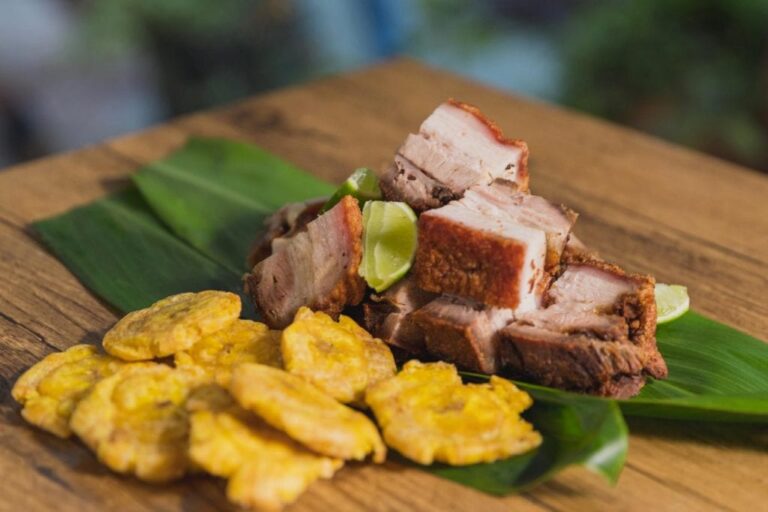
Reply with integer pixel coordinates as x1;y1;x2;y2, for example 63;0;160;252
379;154;455;212
247;197;327;268
362;277;437;355
499;257;666;397
499;325;647;398
413;296;514;374
244;196;365;328
414;185;576;311
380;100;529;211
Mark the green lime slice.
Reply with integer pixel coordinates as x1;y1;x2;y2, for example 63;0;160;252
321;168;381;213
655;283;690;324
359;201;417;292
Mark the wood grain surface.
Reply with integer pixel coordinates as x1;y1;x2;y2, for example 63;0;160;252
0;59;766;512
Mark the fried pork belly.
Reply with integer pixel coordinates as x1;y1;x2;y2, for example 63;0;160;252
362;277;437;355
379;154;455;212
462;184;577;270
414;185;576;310
499;258;666;397
413;296;514;374
380;100;529;211
244;196;365;328
246;197;327;269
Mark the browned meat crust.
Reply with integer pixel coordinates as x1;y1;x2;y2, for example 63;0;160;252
498;252;667;397
498;326;647;398
446;99;530;192
555;253;666;379
244;196;365;328
361;277;436;355
413;296;514;374
414;214;533;309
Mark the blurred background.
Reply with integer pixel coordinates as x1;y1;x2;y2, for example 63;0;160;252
1;0;767;171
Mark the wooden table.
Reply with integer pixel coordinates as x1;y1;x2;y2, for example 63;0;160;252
0;59;766;512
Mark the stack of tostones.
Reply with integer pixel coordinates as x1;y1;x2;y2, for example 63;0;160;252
281;307;396;404
12;291;543;510
103;291;241;360
230;363;386;463
175;319;282;385
11;344;124;438
69;363;207;482
365;360;542;465
187;384;342;511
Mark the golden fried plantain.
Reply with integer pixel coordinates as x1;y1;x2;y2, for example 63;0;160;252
338;315;397;389
12;344;124;438
229;363;386;462
187;384;342;511
365;360;542;465
69;363;207;483
175;320;282;386
103;291;241;361
281;307;395;404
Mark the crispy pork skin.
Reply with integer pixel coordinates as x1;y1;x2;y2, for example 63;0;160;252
362;277;437;354
462;184;577;270
414;184;577;311
380;100;529;211
415;205;547;311
244;195;365;328
246;197;327;268
413;296;515;374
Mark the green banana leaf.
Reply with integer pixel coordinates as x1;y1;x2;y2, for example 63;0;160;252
34;188;241;313
132;137;334;273
428;383;627;494
621;312;768;422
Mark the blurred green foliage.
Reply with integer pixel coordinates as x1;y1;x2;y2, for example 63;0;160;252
81;0;310;113
563;0;768;171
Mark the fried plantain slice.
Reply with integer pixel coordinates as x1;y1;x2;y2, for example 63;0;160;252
281;307;395;404
103;291;241;361
187;384;342;511
12;344;124;438
365;360;542;465
175;320;282;386
69;363;206;483
337;315;397;389
229;363;386;462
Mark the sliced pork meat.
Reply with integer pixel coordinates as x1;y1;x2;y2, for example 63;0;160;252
547;258;663;377
244;195;365;328
246;197;327;268
499;257;666;397
380;100;529;211
462;183;577;270
362;277;437;355
414;184;576;311
379;154;455;212
412;296;514;374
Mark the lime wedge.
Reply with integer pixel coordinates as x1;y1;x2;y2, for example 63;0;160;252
655;283;690;324
321;168;382;213
359;201;417;292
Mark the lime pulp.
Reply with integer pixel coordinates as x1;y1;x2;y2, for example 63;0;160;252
359;201;417;292
655;283;690;324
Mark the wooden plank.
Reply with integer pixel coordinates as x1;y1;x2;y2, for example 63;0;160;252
0;58;766;511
